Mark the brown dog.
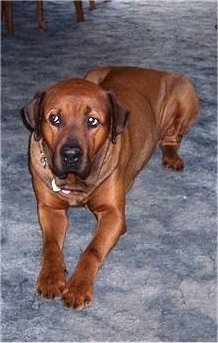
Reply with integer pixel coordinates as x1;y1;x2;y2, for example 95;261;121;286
22;66;199;310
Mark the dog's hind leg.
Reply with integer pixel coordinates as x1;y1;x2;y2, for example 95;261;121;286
159;75;199;171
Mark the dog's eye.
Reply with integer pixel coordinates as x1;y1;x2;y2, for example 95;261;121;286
86;116;100;128
49;114;61;127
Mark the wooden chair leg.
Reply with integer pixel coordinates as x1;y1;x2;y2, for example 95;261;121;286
73;1;84;22
1;1;5;19
35;0;46;32
89;1;96;10
1;0;14;35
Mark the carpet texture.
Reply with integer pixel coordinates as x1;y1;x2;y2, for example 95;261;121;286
1;1;217;341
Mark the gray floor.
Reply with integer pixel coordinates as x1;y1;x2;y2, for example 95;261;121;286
1;1;217;341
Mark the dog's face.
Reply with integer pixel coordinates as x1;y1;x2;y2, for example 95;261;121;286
22;79;128;180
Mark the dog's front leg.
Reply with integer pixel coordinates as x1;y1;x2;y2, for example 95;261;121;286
36;200;68;299
62;175;126;310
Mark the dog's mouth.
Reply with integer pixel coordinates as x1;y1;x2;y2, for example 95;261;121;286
50;150;92;194
51;179;70;194
52;153;91;181
53;167;90;180
51;177;87;195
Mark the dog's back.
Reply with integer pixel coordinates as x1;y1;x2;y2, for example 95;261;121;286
86;65;199;179
86;66;198;128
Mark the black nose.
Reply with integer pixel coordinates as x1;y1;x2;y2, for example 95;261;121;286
62;146;83;166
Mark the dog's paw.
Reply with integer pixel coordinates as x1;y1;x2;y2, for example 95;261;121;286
62;278;93;310
36;266;66;299
162;154;184;171
161;146;184;171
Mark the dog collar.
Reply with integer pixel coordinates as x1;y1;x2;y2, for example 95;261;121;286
40;151;47;168
33;136;58;192
35;137;47;169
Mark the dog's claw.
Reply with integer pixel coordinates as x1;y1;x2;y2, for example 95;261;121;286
36;267;66;300
61;279;93;310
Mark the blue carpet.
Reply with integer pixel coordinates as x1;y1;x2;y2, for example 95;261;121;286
1;1;217;341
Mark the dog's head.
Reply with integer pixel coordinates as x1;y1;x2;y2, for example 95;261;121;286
22;78;129;180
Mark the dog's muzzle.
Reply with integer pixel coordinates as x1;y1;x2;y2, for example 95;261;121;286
53;143;89;180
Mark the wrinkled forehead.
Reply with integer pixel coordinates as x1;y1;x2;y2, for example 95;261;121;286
43;78;109;113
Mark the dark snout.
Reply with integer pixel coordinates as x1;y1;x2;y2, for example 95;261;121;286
53;142;89;180
62;145;83;168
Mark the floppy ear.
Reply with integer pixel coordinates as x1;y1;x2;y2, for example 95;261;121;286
108;92;129;144
21;91;45;141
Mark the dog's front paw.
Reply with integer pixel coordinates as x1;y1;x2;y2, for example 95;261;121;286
62;277;94;310
36;264;66;299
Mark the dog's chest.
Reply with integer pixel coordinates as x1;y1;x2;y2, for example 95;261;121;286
60;190;89;207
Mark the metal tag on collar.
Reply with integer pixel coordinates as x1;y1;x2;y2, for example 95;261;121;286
39;139;47;168
40;153;47;168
